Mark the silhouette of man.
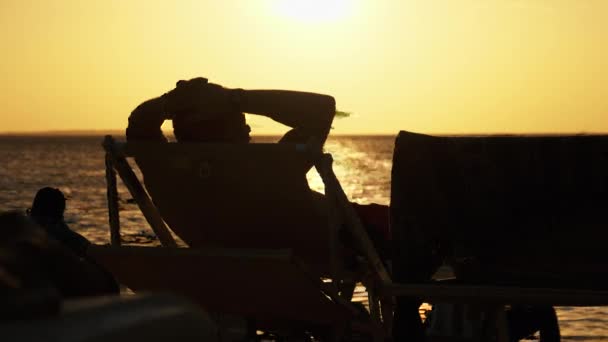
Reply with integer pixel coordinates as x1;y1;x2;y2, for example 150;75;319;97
126;77;391;244
126;76;393;329
28;187;89;258
27;187;119;295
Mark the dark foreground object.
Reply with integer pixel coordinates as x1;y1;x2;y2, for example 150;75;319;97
391;131;608;288
1;294;219;342
390;131;608;342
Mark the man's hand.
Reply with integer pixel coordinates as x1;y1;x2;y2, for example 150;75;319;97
162;77;237;122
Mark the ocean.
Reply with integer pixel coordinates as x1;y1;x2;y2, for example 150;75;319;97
0;134;606;340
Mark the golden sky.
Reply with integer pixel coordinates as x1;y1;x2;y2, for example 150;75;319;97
1;0;606;135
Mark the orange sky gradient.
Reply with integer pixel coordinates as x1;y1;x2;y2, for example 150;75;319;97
1;0;606;135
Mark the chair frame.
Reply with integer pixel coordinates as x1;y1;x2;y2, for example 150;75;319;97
102;135;393;340
104;132;608;341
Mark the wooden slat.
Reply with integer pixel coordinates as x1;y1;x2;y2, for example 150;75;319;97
318;155;342;292
104;152;121;246
315;153;392;287
103;136;177;247
387;283;608;306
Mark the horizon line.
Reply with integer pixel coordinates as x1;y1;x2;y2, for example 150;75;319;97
1;128;607;137
0;129;398;137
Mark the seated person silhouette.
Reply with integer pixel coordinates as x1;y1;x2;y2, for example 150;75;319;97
0;211;118;300
26;187;119;294
28;187;89;258
126;77;390;256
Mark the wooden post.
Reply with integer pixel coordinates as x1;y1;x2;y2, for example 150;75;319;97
105;151;121;246
380;297;395;336
103;136;177;247
495;307;510;342
316;153;342;293
315;153;392;287
367;286;384;342
482;305;509;342
368;286;381;322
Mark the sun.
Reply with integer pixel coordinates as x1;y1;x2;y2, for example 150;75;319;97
274;0;354;23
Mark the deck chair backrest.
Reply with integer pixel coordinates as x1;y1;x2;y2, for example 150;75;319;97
391;131;608;286
121;142;332;270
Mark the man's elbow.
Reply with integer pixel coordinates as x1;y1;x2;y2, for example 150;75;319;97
126;106;146;141
125;100;166;142
312;94;335;140
318;94;336;122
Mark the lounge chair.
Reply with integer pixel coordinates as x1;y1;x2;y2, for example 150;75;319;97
93;136;392;340
388;131;608;341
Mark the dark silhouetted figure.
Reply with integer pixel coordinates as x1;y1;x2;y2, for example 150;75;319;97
126;76;393;314
28;187;89;257
0;211;118;301
126;77;391;251
27;187;119;295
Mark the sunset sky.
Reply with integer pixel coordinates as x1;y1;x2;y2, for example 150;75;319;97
1;0;606;135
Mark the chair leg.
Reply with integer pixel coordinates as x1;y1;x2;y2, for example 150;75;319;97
495;306;510;342
368;287;381;324
380;296;395;338
368;286;387;342
105;152;121;246
482;305;509;342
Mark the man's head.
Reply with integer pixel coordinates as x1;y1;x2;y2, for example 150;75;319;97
29;187;66;221
172;111;251;143
165;78;251;143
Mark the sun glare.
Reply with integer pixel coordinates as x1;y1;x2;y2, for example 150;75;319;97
274;0;353;23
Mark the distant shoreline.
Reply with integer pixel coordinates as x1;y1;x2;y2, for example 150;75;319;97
0;130;396;138
0;130;126;137
1;130;604;138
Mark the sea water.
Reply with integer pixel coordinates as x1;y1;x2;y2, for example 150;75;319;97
0;134;606;341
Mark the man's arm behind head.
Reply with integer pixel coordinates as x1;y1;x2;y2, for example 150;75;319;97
240;89;336;145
